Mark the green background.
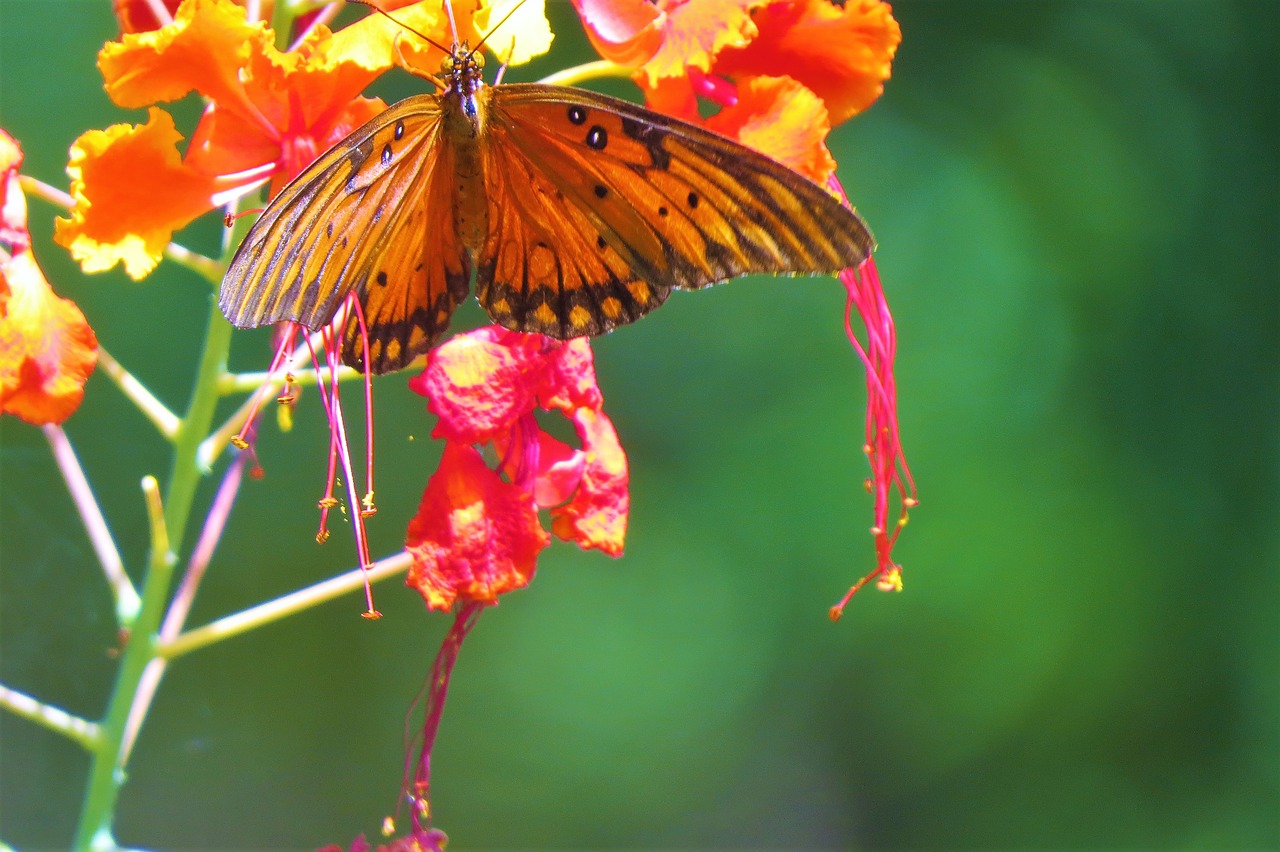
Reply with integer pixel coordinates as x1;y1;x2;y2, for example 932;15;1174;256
1;0;1276;848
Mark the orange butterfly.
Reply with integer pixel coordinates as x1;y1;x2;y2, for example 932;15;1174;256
219;18;874;375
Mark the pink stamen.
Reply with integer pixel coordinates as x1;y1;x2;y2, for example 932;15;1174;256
303;329;340;546
234;324;298;440
825;178;918;619
306;298;379;617
689;67;738;108
346;295;377;518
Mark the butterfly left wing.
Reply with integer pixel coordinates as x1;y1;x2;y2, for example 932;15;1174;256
474;83;874;339
220;96;470;374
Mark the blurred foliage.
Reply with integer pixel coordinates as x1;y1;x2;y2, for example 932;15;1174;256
1;0;1276;848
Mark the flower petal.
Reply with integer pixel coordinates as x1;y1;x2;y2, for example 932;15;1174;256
99;0;267;111
704;75;836;183
2;131;98;425
1;131;29;252
534;336;603;414
479;0;554;65
0;255;99;425
406;441;550;611
714;0;901;125
411;330;537;444
550;407;629;556
570;0;664;67
55;108;227;279
638;0;762;86
501;427;584;508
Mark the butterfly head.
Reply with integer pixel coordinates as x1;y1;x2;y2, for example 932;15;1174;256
439;42;485;96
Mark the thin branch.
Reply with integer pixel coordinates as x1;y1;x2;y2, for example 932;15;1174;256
119;455;249;765
0;684;100;750
158;552;413;660
18;175;72;209
96;348;180;441
217;362;361;395
162;454;246;643
164;241;224;284
140;476;171;567
43;424;140;625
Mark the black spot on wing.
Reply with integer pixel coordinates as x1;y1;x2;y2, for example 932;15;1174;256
619;116;670;169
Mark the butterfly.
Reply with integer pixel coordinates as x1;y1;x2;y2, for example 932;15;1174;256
219;23;875;375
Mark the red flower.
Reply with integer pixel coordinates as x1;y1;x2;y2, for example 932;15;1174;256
0;131;98;425
572;0;900;182
405;327;628;611
405;441;551;611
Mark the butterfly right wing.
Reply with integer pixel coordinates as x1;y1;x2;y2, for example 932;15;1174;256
473;83;874;340
219;96;471;374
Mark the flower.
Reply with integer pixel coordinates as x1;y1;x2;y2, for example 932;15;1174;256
571;0;900;182
405;327;628;611
56;0;551;280
0;130;99;425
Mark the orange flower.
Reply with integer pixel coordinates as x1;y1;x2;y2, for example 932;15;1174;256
0;131;98;425
713;0;900;126
55;0;476;279
572;0;899;182
405;327;628;611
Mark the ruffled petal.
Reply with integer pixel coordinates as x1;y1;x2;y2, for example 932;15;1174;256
550;407;628;556
99;0;268;111
638;0;761;86
411;330;537;444
477;0;554;65
534;336;603;414
714;0;900;125
55;108;230;279
704;75;836;183
0;253;99;425
571;0;664;67
405;441;550;611
1;132;97;425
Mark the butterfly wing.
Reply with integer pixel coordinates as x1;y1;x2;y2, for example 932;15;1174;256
219;96;471;374
475;83;874;338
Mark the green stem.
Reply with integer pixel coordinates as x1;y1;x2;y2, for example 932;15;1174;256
160;553;412;660
0;684;101;750
96;347;180;441
72;304;234;852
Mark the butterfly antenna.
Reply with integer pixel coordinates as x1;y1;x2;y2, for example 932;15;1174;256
471;0;529;58
346;0;452;54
